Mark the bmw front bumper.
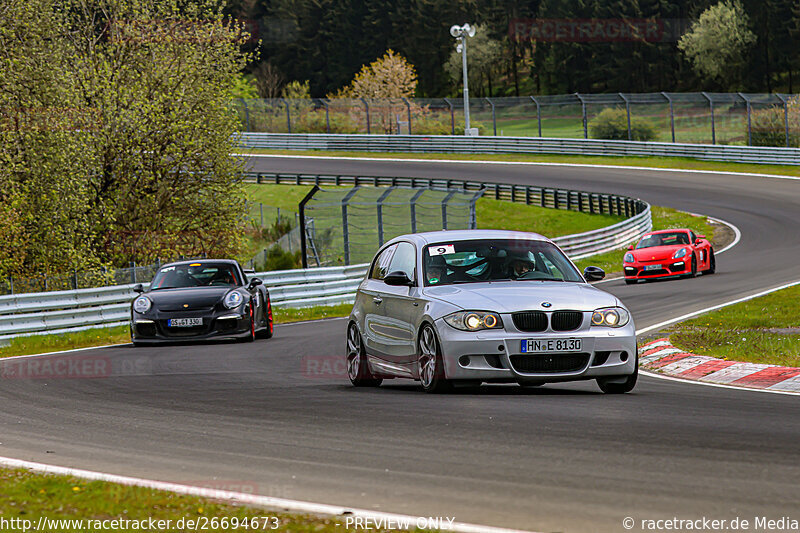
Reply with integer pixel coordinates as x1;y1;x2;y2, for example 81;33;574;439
434;315;637;382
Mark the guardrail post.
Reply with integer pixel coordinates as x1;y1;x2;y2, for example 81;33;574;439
72;270;78;290
298;185;320;269
530;96;542;137
486;97;497;135
702;92;715;144
525;186;531;205
130;262;137;284
260;203;264;226
282;98;291;133
402;97;412;134
341;187;360;265
8;277;13;294
553;189;560;209
620;93;632;141
738;93;752;146
777;94;790;147
589;194;595;214
376;187;395;246
444;98;455;135
662;92;675;143
361;98;370;134
578;193;584;213
322;99;331;134
468;190;484;229
540;188;546;207
576;93;588;139
566;190;572;210
410;188;425;233
441;190;457;229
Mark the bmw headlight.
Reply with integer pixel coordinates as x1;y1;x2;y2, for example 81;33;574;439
591;307;630;328
133;296;152;314
673;247;688;259
223;291;244;309
444;311;503;331
623;252;634;263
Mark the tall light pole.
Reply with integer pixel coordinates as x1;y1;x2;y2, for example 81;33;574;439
450;23;477;136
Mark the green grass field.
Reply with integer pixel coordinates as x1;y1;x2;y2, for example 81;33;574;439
0;304;354;359
664;284;800;367
0;468;416;533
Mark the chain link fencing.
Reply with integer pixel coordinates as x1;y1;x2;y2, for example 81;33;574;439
233;92;800;146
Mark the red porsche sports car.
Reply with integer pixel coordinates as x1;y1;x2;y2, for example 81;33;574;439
623;229;715;284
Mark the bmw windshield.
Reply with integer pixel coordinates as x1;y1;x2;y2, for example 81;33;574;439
422;239;583;286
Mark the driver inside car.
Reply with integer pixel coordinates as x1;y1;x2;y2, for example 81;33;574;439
509;258;535;279
426;255;450;285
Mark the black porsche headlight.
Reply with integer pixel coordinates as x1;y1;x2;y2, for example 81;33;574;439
223;291;244;309
444;311;503;331
591;307;630;328
133;296;152;314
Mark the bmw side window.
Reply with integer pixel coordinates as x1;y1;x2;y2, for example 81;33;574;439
370;245;397;280
387;242;416;282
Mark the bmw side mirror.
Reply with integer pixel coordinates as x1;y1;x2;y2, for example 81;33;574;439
133;283;144;293
384;271;413;286
248;277;263;289
583;266;606;282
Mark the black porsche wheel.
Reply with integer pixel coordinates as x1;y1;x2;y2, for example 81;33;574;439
243;304;256;342
256;295;273;339
346;323;382;387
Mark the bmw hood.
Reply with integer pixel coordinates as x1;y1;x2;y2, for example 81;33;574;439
145;287;235;311
422;282;620;314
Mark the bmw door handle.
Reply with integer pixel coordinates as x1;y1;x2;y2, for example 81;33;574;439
373;297;383;305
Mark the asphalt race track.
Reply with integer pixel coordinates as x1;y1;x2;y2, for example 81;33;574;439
1;156;799;532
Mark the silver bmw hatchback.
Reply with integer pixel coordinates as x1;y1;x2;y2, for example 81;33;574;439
346;230;637;394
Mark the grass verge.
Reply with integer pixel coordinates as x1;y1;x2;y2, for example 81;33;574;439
0;467;416;532
240;148;800;178
661;284;800;367
0;305;354;359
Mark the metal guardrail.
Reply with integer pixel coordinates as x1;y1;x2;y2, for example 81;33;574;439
1;173;652;339
238;133;800;165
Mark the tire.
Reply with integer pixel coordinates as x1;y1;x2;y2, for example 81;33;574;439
625;279;636;285
256;295;273;339
596;361;638;394
242;304;256;342
346;323;382;387
685;255;697;278
417;324;452;393
705;250;716;274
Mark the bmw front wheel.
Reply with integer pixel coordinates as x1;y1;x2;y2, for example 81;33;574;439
417;324;451;394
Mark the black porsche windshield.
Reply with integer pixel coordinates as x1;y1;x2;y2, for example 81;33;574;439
423;239;583;286
150;262;242;290
636;231;690;249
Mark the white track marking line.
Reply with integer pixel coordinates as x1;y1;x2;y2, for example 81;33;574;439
697;362;771;384
635;280;800;337
0;343;131;361
235;152;800;181
0;456;533;533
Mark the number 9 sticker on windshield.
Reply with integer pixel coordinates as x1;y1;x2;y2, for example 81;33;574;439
429;244;455;256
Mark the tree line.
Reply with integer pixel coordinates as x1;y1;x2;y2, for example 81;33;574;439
230;0;799;98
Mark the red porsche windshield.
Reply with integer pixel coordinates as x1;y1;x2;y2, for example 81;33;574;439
636;232;690;249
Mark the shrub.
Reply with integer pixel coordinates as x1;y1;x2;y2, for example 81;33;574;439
412;116;487;135
257;246;301;271
589;108;657;142
749;99;800;147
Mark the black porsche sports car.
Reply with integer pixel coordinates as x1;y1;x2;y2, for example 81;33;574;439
130;259;273;345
